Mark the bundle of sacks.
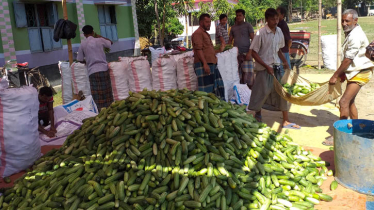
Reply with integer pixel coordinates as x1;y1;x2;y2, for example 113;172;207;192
59;48;240;104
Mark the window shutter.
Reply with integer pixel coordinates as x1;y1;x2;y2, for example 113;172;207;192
41;27;52;51
100;25;106;38
104;6;111;24
28;28;43;53
46;3;58;27
13;2;27;28
98;5;105;24
105;25;113;41
111;25;118;42
50;28;62;50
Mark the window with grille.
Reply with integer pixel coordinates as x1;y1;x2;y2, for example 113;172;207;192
14;2;62;53
97;5;118;42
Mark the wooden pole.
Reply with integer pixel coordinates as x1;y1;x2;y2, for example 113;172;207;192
62;0;73;65
337;0;342;68
318;0;322;69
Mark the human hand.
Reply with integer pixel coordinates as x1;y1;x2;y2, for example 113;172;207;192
50;126;57;133
46;131;56;138
266;66;274;75
245;53;252;61
329;75;338;85
339;73;346;82
203;63;211;75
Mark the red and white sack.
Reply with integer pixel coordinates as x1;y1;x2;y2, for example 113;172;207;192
0;86;40;177
58;61;73;104
170;51;194;63
176;57;198;91
71;62;91;97
152;57;177;91
119;56;147;65
108;61;130;100
128;58;152;92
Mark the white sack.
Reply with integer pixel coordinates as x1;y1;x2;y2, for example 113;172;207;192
176;57;198;91
152;57;177;91
71;62;91;97
321;35;337;71
150;47;166;65
58;61;73;104
0;76;9;90
0;86;40;177
233;83;252;105
216;47;240;101
108;61;130;100
128;58;153;92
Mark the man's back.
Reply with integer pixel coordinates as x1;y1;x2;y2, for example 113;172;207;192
78;36;111;75
230;22;254;54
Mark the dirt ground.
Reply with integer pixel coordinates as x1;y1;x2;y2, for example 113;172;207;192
258;71;374;209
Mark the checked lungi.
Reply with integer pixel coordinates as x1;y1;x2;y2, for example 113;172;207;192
194;62;225;100
238;54;255;88
89;70;114;111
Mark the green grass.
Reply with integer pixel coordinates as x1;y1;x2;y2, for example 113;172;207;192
288;17;374;66
54;90;63;107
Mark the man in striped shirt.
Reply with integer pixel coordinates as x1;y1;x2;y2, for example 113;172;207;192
215;14;229;52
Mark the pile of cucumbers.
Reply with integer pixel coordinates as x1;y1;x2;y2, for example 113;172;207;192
0;89;333;210
283;83;321;97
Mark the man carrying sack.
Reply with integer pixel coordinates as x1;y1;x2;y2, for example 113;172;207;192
248;8;301;129
324;9;374;146
192;14;225;100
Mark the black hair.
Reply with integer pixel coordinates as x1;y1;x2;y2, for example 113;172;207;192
236;9;245;16
199;14;211;22
39;86;53;97
265;8;279;19
82;25;94;35
219;14;227;21
277;6;287;16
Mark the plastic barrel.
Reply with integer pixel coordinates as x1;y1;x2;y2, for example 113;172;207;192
333;119;374;195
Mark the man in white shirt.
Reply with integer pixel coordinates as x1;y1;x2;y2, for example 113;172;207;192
324;9;374;145
248;8;300;129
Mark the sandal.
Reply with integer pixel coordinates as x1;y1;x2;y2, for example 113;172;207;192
283;123;301;129
322;136;334;146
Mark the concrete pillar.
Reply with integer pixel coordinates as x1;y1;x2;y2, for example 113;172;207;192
131;0;140;56
0;0;16;63
75;0;86;41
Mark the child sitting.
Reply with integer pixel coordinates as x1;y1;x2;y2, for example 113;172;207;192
38;86;56;137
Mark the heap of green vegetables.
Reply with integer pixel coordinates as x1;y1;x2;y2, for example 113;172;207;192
282;83;320;97
0;89;333;210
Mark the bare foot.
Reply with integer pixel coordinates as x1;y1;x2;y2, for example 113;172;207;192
283;121;301;129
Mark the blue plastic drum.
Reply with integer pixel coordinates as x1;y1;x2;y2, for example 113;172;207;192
334;119;374;195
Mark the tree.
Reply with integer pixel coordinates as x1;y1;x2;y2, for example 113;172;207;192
136;0;185;46
173;0;194;48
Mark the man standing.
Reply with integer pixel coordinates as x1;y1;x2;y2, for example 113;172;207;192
216;14;229;51
192;14;225;100
324;9;374;145
229;9;255;86
277;6;292;76
77;25;114;111
248;8;300;129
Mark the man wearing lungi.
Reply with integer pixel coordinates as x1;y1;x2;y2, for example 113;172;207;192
248;8;300;129
324;9;374;145
191;14;225;100
229;9;255;88
77;25;114;111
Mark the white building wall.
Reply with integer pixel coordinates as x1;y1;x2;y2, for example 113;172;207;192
178;16;218;44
